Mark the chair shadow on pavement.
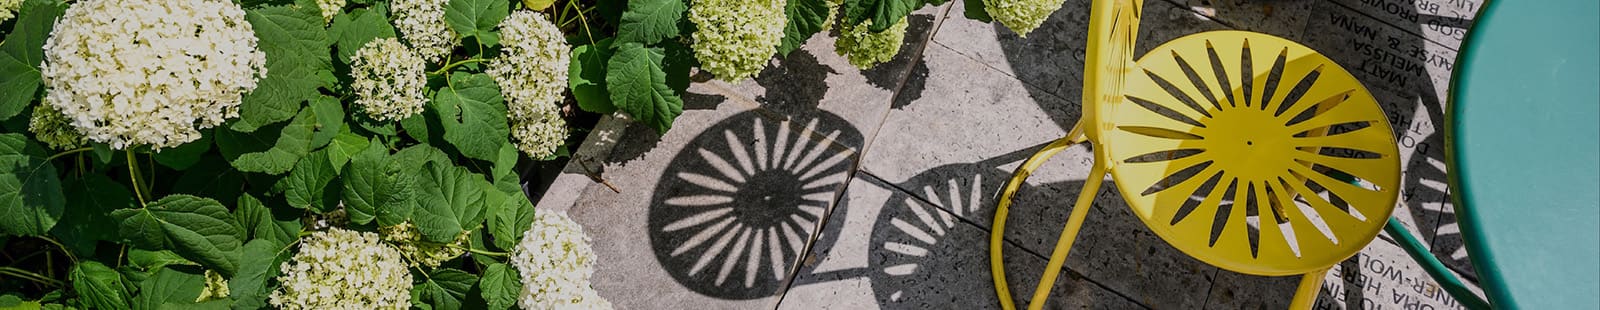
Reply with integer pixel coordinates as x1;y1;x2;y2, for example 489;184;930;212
645;109;863;300
790;143;1122;308
634;8;943;302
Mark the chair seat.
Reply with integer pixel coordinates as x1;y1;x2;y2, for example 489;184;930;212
1107;31;1401;276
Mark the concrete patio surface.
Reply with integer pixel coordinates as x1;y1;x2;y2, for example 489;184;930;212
536;0;1486;308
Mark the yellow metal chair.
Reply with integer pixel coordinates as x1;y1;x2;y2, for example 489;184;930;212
988;1;1401;309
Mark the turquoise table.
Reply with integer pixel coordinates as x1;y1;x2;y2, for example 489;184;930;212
1448;0;1600;308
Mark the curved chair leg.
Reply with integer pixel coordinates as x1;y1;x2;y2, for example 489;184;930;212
989;136;1106;310
1289;268;1330;310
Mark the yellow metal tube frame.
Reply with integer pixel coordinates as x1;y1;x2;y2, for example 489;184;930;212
986;134;1332;310
988;135;1097;310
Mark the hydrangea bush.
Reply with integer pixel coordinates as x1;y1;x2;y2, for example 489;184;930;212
0;0;1064;308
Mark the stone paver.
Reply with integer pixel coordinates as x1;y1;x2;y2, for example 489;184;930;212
535;0;1489;308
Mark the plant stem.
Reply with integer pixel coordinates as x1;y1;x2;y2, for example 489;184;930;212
148;153;156;188
447;244;508;258
568;0;598;46
39;236;78;265
0;267;63;287
127;149;148;207
430;58;488;75
44;147;92;162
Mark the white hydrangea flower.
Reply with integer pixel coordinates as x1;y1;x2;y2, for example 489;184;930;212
379;221;469;268
488;11;571;159
821;0;841;32
28;104;85;151
391;0;458;62
270;228;412;310
39;0;267;150
489;11;569;120
316;0;344;24
983;0;1065;37
835;18;908;69
510;211;612;310
197;270;229;302
350;38;429;121
0;0;20;23
511;113;568;159
688;0;786;82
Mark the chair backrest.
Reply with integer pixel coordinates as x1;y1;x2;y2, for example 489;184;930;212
1079;0;1143;165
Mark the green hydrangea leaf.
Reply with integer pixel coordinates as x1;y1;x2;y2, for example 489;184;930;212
90;142;115;166
491;143;518;180
780;0;830;57
233;193;302;246
399;105;446;145
412;162;489;243
276;149;341;212
329;4;397;64
479;263;522;310
416;268;476;310
569;38;616;114
961;0;992;22
444;0;509;47
488;181;534;250
434;73;509;162
111;195;244;276
325;128;369;172
522;0;555;10
342;141;416;226
615;0;685;45
0;296;39;309
52;175;134;255
153;133;213;171
606;42;684;134
0;0;66;120
237;5;332;132
0;133;64;236
131;266;206;310
218;105;317;175
228;239;289;310
71;261;132;310
231;194;265;240
843;0;920;32
394;143;453;168
127;249;195;271
307;96;344;149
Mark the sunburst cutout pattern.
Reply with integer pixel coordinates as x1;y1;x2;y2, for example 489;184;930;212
1109;31;1401;276
649;111;860;299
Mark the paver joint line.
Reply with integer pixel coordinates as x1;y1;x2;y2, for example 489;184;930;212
771;3;957;309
